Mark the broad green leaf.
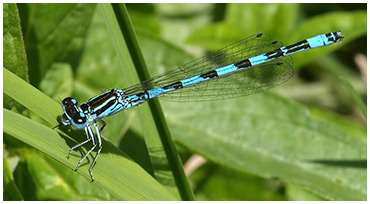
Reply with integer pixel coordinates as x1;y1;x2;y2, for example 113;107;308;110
22;3;96;84
161;93;366;200
3;68;176;200
309;106;366;140
286;184;326;201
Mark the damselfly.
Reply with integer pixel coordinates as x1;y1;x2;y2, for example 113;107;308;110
55;31;343;181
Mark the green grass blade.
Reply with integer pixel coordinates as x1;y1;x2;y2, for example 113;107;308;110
3;68;176;200
3;67;59;124
3;3;28;81
101;3;194;200
4;3;29;114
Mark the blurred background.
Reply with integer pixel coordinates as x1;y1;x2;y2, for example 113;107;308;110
4;3;366;201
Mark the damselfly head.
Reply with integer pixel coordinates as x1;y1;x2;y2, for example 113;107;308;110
61;98;88;129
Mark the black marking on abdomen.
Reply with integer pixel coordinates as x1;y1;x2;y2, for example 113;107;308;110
234;59;252;69
325;33;333;41
136;90;149;100
326;32;340;42
257;33;263;37
200;70;218;79
163;81;184;90
265;49;284;60
285;40;310;54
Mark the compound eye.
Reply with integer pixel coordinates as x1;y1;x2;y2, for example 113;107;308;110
61;113;71;126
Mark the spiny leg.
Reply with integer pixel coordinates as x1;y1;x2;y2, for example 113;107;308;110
74;124;97;172
68;134;91;158
88;120;103;181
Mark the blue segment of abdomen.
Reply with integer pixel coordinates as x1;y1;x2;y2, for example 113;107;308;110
306;35;326;48
307;33;338;48
148;88;169;98
215;64;238;76
249;54;269;66
182;75;206;86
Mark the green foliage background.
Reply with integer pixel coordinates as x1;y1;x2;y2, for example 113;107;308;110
3;3;367;201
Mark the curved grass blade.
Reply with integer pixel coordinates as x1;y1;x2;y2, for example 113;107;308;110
3;68;177;200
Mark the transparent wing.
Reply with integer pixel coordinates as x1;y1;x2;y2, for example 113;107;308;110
122;33;292;101
160;56;293;101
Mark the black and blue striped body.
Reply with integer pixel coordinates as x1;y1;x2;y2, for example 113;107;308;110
59;31;343;181
122;31;343;105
